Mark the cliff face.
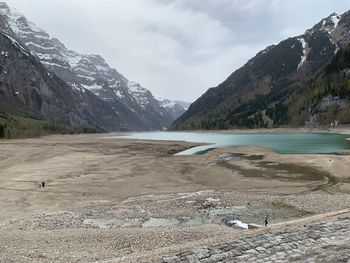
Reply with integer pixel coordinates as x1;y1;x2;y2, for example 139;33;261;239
0;31;127;132
171;12;350;130
0;2;187;131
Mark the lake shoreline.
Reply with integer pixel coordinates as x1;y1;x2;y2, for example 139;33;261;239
167;126;350;135
1;134;350;262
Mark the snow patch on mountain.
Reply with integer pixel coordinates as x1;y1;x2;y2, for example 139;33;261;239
82;83;104;91
128;81;152;108
297;37;307;70
331;14;340;32
68;82;85;93
128;81;147;94
158;98;189;120
158;98;191;110
42;61;70;69
174;100;191;110
78;75;95;81
329;36;339;54
66;53;82;68
320;14;340;34
159;98;177;109
115;90;124;98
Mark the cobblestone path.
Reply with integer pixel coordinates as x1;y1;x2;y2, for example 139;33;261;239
146;215;350;263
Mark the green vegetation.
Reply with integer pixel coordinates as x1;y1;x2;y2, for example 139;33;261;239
171;38;303;130
287;44;350;125
172;41;350;130
0;113;96;139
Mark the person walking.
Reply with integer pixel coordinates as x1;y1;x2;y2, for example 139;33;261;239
265;213;269;227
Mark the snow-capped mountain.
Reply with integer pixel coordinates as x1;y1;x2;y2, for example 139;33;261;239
173;100;191;111
0;27;124;132
158;98;190;120
0;2;182;130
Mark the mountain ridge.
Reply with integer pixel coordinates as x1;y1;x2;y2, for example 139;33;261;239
171;10;350;130
0;29;124;137
0;2;188;131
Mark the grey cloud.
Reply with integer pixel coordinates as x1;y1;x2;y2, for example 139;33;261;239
4;0;350;101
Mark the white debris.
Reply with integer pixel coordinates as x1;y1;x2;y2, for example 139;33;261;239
177;190;213;200
230;220;249;229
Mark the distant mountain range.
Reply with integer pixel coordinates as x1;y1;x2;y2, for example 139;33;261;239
171;11;350;130
3;2;349;136
159;98;191;120
0;2;189;137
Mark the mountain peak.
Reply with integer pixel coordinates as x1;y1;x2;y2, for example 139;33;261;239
305;12;341;36
326;13;340;27
0;1;184;131
0;2;9;10
0;3;47;38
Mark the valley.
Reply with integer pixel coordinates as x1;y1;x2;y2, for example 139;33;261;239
1;1;350;262
172;12;350;130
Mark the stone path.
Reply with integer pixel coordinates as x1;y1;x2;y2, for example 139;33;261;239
145;214;350;263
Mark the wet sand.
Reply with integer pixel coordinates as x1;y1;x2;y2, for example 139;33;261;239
1;132;350;262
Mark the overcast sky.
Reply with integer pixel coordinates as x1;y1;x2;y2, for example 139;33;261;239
4;0;350;101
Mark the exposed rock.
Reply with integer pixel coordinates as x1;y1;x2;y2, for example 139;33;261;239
0;2;188;131
0;31;121;130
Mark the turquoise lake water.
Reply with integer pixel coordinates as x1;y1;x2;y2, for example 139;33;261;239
109;131;350;155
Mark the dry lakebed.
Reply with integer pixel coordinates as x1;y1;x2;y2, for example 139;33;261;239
0;131;350;262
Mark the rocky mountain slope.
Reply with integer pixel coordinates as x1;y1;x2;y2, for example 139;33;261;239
173;100;191;110
0;2;187;131
171;12;350;130
287;42;350;126
0;29;124;137
158;98;190;120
